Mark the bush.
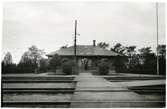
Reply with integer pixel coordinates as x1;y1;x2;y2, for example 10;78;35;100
159;58;166;75
49;54;62;72
17;61;36;73
16;67;35;73
39;59;49;73
2;63;17;74
98;59;109;75
2;60;37;74
62;60;73;75
113;57;127;73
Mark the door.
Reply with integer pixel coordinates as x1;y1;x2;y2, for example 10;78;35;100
81;58;89;70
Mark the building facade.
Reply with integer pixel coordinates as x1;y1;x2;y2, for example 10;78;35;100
46;41;121;70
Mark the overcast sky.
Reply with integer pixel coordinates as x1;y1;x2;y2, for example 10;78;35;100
2;2;166;63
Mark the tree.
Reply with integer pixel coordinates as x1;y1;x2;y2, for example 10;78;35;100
39;59;49;72
49;54;62;72
98;58;109;75
138;47;152;56
18;45;45;73
158;45;166;58
2;52;17;74
157;45;166;75
28;45;45;73
138;47;155;62
137;47;157;74
17;51;35;73
3;52;13;65
124;46;136;56
62;59;73;75
111;43;126;55
97;42;109;49
138;47;154;64
19;51;32;64
28;45;45;62
124;46;138;68
110;43;128;73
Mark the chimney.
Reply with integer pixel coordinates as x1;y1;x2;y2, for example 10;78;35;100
93;40;96;46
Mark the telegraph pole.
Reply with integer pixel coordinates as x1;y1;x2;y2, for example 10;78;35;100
156;3;159;75
74;20;77;67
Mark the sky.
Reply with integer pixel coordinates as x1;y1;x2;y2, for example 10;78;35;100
2;2;166;63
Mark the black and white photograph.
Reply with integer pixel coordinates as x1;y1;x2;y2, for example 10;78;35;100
1;1;166;108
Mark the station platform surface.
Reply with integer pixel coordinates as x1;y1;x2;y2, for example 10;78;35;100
70;72;164;108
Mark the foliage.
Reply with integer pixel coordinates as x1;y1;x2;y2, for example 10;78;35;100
20;52;31;63
159;57;166;75
111;43;128;73
138;47;155;64
158;44;166;58
2;52;17;74
17;56;36;73
2;45;46;74
49;54;62;72
111;44;139;70
97;42;109;49
138;47;156;71
113;56;128;72
111;43;162;75
62;59;74;75
2;61;17;74
124;46;136;56
98;58;109;75
157;44;166;75
17;45;45;73
111;43;125;55
3;52;13;65
138;47;152;56
123;46;139;68
28;45;45;64
18;45;45;73
39;59;49;72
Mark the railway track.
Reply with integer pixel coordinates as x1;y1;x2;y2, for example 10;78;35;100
2;75;165;108
3;101;165;108
2;75;76;108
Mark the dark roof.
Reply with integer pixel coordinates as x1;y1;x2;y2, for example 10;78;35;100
47;45;120;57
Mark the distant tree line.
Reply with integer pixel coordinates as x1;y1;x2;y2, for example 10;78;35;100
2;43;166;75
2;45;48;74
2;45;75;75
97;42;166;75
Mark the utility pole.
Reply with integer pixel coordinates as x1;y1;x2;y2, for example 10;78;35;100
156;3;159;75
74;20;77;67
